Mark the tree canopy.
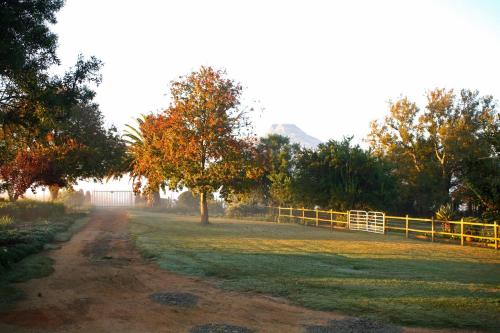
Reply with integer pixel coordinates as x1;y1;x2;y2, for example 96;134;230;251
133;67;261;223
368;88;499;218
0;0;127;200
123;114;161;206
293;137;397;211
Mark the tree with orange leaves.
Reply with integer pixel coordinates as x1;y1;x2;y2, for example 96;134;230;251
0;142;74;201
124;114;163;206
139;67;262;224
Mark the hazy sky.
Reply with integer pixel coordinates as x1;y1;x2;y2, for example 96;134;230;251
54;0;500;140
35;0;499;194
52;0;500;144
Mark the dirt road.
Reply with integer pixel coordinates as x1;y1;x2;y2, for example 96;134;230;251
0;210;464;333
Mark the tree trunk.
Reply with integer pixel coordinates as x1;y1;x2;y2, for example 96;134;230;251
146;189;161;207
200;191;209;224
153;190;161;206
49;185;60;201
7;189;17;202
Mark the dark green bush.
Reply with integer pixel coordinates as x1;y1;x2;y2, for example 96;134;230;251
226;203;267;217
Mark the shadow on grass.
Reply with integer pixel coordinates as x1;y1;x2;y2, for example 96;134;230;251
129;216;414;244
129;214;500;259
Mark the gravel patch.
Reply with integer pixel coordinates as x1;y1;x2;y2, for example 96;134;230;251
305;317;401;333
190;323;255;333
149;292;198;307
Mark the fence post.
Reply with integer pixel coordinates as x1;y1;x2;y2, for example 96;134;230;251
405;214;409;238
278;206;281;223
494;222;498;250
431;217;435;242
330;209;333;231
315;209;319;227
290;207;293;223
460;218;464;246
383;215;386;235
302;207;305;225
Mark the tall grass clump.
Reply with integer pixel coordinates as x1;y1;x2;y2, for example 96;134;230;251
0;216;13;230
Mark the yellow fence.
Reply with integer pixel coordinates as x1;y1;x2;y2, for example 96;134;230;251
271;206;499;250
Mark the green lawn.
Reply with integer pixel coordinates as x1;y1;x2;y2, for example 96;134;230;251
128;211;500;331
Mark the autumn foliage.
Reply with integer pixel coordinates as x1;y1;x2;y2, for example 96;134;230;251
0;140;77;201
130;67;262;223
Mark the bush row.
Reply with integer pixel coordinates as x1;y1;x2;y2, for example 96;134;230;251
0;200;65;220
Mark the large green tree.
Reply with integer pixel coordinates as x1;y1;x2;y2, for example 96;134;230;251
0;0;127;200
293;137;397;211
0;0;62;110
225;134;298;208
256;134;299;206
0;0;62;72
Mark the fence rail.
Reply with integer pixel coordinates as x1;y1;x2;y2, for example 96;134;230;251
271;206;499;250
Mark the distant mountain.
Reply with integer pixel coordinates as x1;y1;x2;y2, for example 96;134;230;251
266;124;322;149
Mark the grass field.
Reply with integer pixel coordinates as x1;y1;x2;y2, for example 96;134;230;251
129;210;500;331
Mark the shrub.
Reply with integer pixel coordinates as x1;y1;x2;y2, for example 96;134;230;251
435;203;457;233
0;200;65;220
58;189;85;208
226;203;267;217
0;216;13;230
0;215;82;272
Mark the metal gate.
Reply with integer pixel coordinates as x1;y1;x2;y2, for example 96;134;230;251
91;191;136;207
348;210;368;231
348;210;385;234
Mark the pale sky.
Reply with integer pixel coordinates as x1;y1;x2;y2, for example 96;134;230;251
41;0;500;194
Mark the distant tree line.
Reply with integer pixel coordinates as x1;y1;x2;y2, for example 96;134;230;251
232;89;499;221
123;64;498;223
127;68;498;223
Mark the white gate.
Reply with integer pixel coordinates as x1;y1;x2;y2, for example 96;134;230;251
348;210;368;231
348;210;385;234
91;191;136;207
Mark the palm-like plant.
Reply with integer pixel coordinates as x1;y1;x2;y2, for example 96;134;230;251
123;115;161;207
123;117;146;149
435;203;457;234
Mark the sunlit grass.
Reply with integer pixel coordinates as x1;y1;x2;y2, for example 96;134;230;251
129;211;500;331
